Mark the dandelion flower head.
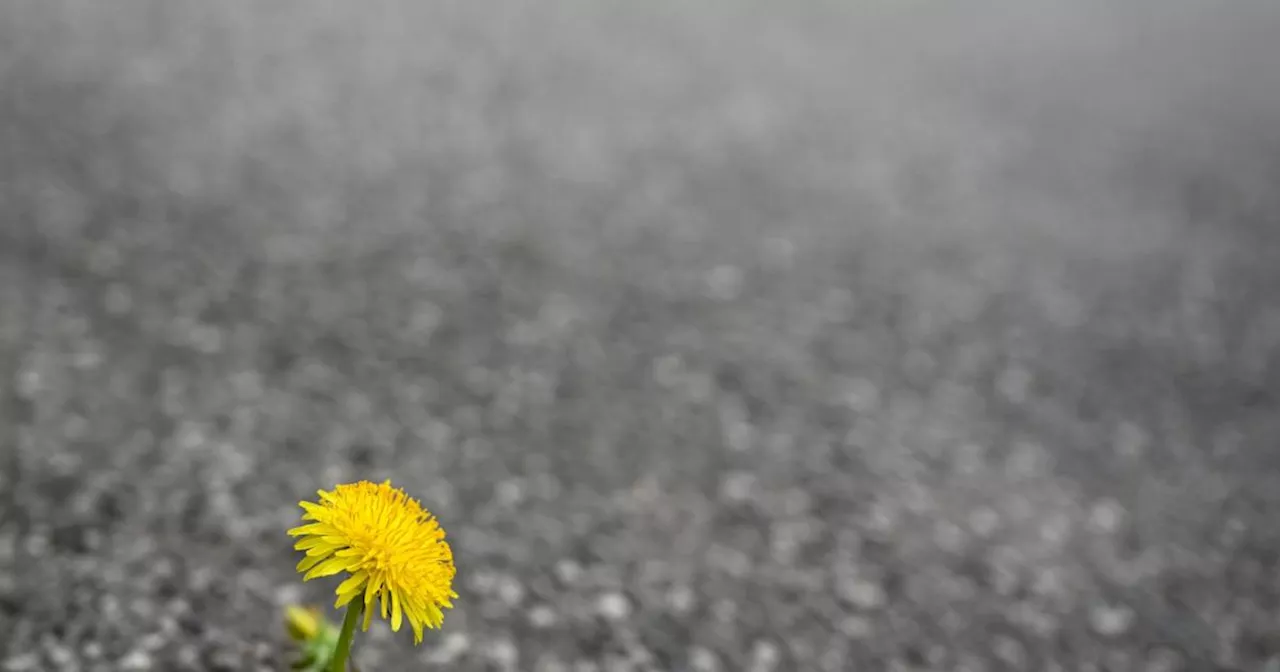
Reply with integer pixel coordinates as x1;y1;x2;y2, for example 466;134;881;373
288;480;457;643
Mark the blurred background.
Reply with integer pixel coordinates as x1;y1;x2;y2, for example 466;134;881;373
2;1;1280;670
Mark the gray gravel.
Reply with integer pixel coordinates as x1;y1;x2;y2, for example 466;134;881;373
3;2;1280;670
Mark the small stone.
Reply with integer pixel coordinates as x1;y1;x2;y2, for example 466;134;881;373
1088;499;1125;534
711;599;737;623
667;585;695;614
118;650;152;671
16;369;42;400
1089;603;1134;636
528;605;558;629
840;577;886;610
3;653;40;671
495;479;525;507
88;244;121;274
555;560;583;585
997;366;1032;403
533;653;569;672
486;639;519;671
597;592;631;621
839;377;880;413
839;616;872;639
273;583;302;607
820;288;857;323
718;471;756;503
954;443;987;475
139;633;166;652
45;642;74;668
468;570;497;595
104;284;133;315
652;355;684;388
190;324;223;354
690;646;722;672
496;574;526;606
1006;441;1050;478
993;635;1026;666
968;507;1000;537
426;632;470;665
706;265;744;301
409;302;443;335
1143;647;1184;672
1113;422;1149;459
749;640;781;672
935;520;967;552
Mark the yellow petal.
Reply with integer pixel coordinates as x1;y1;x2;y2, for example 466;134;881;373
335;572;368;601
296;554;327;573
293;537;332;551
410;613;424;645
390;590;403;632
303;557;353;581
287;523;333;537
299;501;327;516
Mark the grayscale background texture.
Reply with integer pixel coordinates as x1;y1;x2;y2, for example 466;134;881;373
2;1;1280;670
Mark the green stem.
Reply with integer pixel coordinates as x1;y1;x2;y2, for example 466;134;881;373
329;601;363;672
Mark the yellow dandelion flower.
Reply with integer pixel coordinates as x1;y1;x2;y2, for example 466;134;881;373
288;480;458;644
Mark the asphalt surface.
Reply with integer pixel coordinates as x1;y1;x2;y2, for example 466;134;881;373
3;2;1280;670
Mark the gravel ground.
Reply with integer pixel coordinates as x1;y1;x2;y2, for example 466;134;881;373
3;2;1280;670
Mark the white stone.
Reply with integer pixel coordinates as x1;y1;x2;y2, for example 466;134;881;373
688;646;720;672
2;653;39;672
1089;603;1134;636
749;641;781;672
718;471;756;503
528;605;558;629
1089;499;1125;534
706;265;744;301
840;577;886;609
596;592;631;621
117;650;152;671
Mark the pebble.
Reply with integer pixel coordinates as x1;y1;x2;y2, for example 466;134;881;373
839;377;881;414
968;507;1001;538
839;616;872;639
597;592;632;621
533;653;569;672
1089;499;1125;534
748;640;781;672
690;646;722;672
839;577;886;610
1113;421;1149;458
426;632;470;665
705;265;744;301
486;638;519;671
718;471;756;503
997;365;1032;403
528;604;558;629
3;654;40;672
555;560;583;586
117;650;151;671
667;585;695;614
496;574;526;606
45;643;74;668
1089;603;1135;637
